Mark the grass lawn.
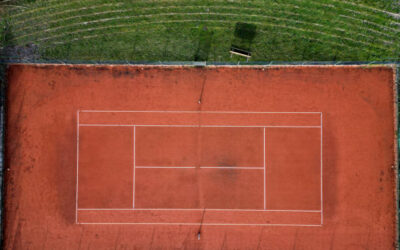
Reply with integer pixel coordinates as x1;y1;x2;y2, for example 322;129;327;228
0;0;399;62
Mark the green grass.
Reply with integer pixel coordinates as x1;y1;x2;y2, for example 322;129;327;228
0;0;399;62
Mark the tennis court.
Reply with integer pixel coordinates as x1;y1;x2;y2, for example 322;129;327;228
3;64;397;249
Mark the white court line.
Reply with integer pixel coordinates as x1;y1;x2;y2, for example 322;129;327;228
77;111;324;225
135;166;263;169
136;166;196;169
77;208;322;212
200;166;263;169
79;124;321;128
264;127;266;210
133;126;136;209
80;110;322;114
75;110;80;224
78;222;322;227
320;113;323;225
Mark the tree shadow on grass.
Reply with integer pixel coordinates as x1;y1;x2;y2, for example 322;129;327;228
194;26;213;61
230;22;257;59
1;19;39;62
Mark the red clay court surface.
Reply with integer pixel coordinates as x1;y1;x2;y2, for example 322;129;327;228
4;64;398;249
